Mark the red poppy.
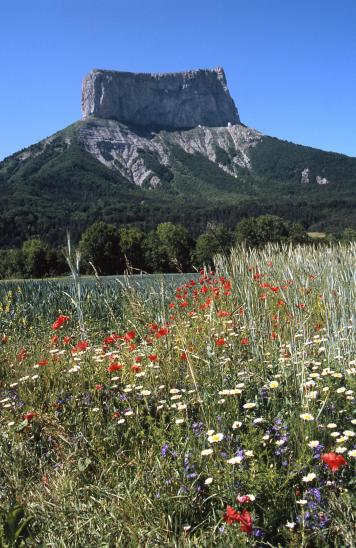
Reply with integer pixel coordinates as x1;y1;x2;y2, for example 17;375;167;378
217;310;230;317
107;363;123;373
223;505;240;525
95;384;103;390
37;359;49;367
63;335;72;345
321;452;348;472
238;509;253;533
103;334;119;345
71;340;89;354
270;286;279;293
51;314;70;330
241;337;249;346
23;411;37;421
156;327;169;339
131;365;141;373
180;352;188;360
135;356;143;363
223;506;253;534
77;340;89;351
50;335;59;345
148;354;158;362
215;338;225;347
124;330;136;342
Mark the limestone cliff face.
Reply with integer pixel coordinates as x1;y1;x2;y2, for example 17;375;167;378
77;118;261;186
81;67;240;129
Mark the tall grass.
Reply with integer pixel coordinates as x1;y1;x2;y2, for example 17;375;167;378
0;244;355;546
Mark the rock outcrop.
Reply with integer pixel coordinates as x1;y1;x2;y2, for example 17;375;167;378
81;67;240;129
77;118;261;186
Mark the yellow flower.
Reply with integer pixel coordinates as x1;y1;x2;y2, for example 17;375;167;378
269;381;279;389
208;433;224;443
300;413;314;421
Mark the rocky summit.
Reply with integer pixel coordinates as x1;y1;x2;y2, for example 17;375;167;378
81;67;240;129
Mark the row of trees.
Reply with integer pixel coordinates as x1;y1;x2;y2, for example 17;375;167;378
0;216;355;278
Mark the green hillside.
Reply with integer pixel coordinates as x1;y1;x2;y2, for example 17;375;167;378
0;121;355;247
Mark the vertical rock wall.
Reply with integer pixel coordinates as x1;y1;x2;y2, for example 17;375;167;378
81;67;240;129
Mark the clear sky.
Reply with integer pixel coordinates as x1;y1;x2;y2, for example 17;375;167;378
1;0;356;160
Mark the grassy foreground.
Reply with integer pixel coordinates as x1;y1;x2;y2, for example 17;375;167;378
0;244;355;547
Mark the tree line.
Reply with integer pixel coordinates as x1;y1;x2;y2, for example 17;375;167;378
0;215;355;278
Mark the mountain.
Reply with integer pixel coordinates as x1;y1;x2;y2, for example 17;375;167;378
0;67;355;247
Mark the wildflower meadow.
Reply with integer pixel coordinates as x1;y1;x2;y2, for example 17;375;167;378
0;243;355;546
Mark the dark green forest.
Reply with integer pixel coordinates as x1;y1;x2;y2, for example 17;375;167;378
0;216;355;279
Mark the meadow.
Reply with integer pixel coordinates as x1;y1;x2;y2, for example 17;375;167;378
0;244;355;547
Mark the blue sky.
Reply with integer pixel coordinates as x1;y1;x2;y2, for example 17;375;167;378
1;0;355;159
